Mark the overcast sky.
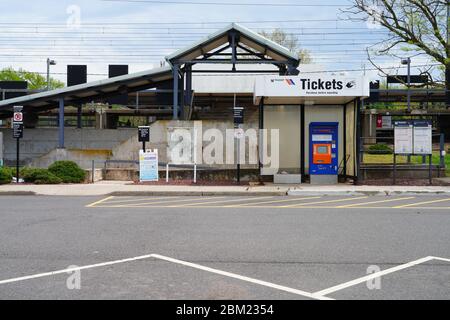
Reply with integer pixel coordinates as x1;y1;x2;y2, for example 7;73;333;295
0;0;434;84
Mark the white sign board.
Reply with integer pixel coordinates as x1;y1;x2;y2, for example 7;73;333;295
13;112;23;123
413;124;432;155
254;75;370;104
395;124;413;155
139;149;159;182
382;116;392;129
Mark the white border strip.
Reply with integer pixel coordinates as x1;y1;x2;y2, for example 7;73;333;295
151;254;332;300
313;256;435;297
0;254;155;285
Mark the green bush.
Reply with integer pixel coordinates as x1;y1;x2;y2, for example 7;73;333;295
0;167;13;185
23;168;62;185
48;161;86;183
367;144;393;155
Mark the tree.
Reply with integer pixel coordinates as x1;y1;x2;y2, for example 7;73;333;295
0;67;64;90
344;0;449;92
259;29;313;64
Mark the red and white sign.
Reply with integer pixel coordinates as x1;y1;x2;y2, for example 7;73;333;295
13;112;23;123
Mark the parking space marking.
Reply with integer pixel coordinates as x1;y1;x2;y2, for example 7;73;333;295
104;197;228;208
281;196;369;208
169;196;276;208
432;256;450;263
227;196;322;208
313;256;436;298
151;254;331;300
98;196;182;205
394;198;450;209
86;196;115;208
0;254;156;286
336;197;416;208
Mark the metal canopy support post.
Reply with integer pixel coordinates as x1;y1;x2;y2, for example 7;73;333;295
229;31;238;72
77;105;82;129
355;99;363;185
185;64;192;107
58;98;65;148
439;133;445;177
172;64;179;120
259;97;264;172
429;154;433;185
393;153;397;185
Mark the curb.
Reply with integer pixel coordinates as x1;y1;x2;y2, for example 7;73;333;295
288;190;450;197
0;191;37;196
109;191;289;197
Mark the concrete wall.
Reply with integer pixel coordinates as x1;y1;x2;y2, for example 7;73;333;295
112;120;260;169
0;128;136;167
263;105;301;174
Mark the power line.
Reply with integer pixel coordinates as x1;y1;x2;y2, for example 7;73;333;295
101;0;348;7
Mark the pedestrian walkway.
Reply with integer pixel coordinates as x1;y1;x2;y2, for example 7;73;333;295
1;181;450;197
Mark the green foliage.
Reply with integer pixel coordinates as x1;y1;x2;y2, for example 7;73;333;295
48;161;86;183
367;144;393;155
22;168;62;185
259;29;312;64
0;167;13;185
0;67;64;90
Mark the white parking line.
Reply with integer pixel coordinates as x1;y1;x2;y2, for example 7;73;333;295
0;254;155;285
313;256;435;298
151;254;332;300
431;256;450;263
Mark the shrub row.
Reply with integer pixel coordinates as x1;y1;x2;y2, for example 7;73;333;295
0;161;86;185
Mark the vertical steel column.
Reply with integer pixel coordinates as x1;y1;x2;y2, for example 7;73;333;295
355;100;363;185
77;105;82;129
172;64;179;120
185;64;192;107
439;133;445;177
259;97;264;172
58;98;65;148
230;32;237;72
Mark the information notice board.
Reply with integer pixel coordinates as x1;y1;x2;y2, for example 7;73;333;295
394;121;432;155
394;121;413;155
413;121;433;155
139;149;159;182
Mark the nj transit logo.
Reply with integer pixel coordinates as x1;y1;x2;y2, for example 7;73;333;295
285;79;296;86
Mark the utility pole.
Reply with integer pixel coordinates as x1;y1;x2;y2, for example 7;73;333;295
446;1;449;108
46;58;57;91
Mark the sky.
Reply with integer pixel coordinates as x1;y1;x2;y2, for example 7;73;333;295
0;0;436;84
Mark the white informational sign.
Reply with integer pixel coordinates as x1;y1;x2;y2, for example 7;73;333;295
413;124;433;155
382;116;392;129
13;112;23;123
139;149;159;182
395;123;413;155
254;74;370;104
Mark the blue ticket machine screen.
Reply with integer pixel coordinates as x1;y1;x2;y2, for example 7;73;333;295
310;122;339;175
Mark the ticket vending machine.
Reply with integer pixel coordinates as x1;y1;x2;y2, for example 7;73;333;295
309;122;339;185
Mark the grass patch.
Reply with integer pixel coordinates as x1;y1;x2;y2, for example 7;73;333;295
363;152;450;175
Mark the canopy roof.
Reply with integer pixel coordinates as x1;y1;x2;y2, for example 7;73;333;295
166;23;300;65
0;66;172;117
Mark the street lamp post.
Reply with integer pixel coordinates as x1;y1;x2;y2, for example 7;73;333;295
401;57;412;163
401;57;411;113
46;58;57;91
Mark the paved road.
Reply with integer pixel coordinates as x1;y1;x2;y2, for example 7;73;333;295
0;195;449;300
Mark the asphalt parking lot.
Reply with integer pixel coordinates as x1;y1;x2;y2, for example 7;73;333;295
0;194;449;300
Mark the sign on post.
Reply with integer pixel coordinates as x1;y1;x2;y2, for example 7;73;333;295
394;121;413;155
138;126;150;143
139;149;159;182
413;121;432;155
233;107;244;126
12;106;24;184
13;122;24;139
